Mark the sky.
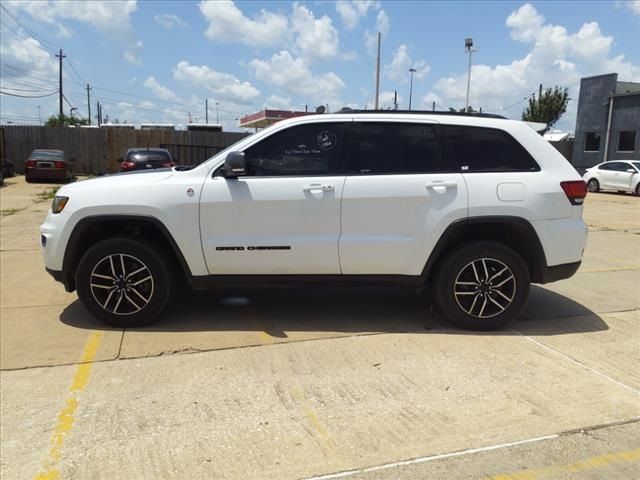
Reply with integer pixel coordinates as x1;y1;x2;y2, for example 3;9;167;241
1;0;639;132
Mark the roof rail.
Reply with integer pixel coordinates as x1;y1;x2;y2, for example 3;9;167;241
335;108;507;120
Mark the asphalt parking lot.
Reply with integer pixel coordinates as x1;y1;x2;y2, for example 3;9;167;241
1;175;638;480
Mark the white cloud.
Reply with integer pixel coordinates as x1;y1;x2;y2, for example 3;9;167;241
154;13;187;29
0;34;57;93
248;50;345;105
8;0;138;38
7;0;142;63
173;60;261;105
423;3;640;129
384;44;430;83
620;1;640;15
291;3;339;62
264;94;292;110
365;10;390;56
198;0;288;48
143;76;179;102
335;1;380;29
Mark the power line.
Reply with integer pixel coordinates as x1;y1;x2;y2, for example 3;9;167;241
0;77;56;91
484;92;535;112
0;86;58;93
1;62;55;82
0;5;60;53
0;90;58;98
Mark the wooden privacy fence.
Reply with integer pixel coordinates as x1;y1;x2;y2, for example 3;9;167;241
1;126;249;175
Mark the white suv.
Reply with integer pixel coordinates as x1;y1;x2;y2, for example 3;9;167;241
41;111;588;330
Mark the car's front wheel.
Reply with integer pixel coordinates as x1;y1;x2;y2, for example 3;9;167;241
76;238;173;327
434;241;530;330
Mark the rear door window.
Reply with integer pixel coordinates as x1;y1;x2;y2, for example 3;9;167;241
346;122;447;174
441;125;540;172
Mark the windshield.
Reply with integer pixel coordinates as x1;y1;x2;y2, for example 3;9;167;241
31;150;63;160
196;132;256;171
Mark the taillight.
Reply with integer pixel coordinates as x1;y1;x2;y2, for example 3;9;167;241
560;181;587;205
122;161;136;170
161;162;175;168
25;159;36;168
54;161;65;169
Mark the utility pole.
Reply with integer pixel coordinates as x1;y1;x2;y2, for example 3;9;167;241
55;49;66;118
205;99;208;124
215;102;219;124
37;105;41;125
374;32;381;110
86;84;92;125
464;38;476;113
408;67;417;110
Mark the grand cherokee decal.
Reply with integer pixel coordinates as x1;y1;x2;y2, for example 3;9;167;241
216;246;291;251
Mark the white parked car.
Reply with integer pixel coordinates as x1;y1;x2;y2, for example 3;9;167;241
583;160;640;195
41;111;588;330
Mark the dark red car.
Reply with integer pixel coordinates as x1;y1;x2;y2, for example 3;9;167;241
25;149;74;183
118;148;175;172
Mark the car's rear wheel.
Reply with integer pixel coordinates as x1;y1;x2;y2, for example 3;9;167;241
434;241;530;330
635;184;639;196
76;237;173;327
587;178;599;193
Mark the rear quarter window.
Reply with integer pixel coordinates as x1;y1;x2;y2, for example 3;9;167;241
441;125;540;172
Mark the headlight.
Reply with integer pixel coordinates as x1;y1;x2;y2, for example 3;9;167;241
51;196;69;214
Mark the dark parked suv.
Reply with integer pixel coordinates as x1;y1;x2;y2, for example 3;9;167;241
119;148;175;172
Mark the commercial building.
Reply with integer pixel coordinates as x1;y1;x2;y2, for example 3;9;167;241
572;73;640;171
239;109;313;130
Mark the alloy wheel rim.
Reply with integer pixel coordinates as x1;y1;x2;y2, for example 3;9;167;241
454;257;516;319
89;253;154;316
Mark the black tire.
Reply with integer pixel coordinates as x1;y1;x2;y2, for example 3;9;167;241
76;237;173;327
587;178;599;193
434;241;530;331
635;184;640;196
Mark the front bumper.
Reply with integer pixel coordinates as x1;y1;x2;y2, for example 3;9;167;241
45;267;75;292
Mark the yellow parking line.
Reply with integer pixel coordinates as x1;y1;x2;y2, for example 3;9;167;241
291;386;336;456
34;332;103;480
487;447;640;480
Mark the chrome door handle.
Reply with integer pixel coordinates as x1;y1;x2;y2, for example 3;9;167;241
427;181;458;189
303;184;334;192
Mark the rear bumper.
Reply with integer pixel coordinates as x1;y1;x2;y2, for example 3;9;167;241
537;261;581;284
26;167;68;180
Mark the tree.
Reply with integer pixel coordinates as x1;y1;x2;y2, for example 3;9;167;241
522;86;569;133
44;114;89;127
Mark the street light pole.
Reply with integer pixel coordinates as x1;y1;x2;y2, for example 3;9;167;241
408;68;417;110
464;37;476;113
215;102;219;124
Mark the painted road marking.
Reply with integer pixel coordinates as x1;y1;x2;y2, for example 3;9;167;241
291;386;336;456
34;332;103;480
487;447;640;479
305;434;559;479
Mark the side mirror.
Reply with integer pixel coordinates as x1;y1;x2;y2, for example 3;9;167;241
116;157;124;163
626;168;635;174
224;151;246;178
